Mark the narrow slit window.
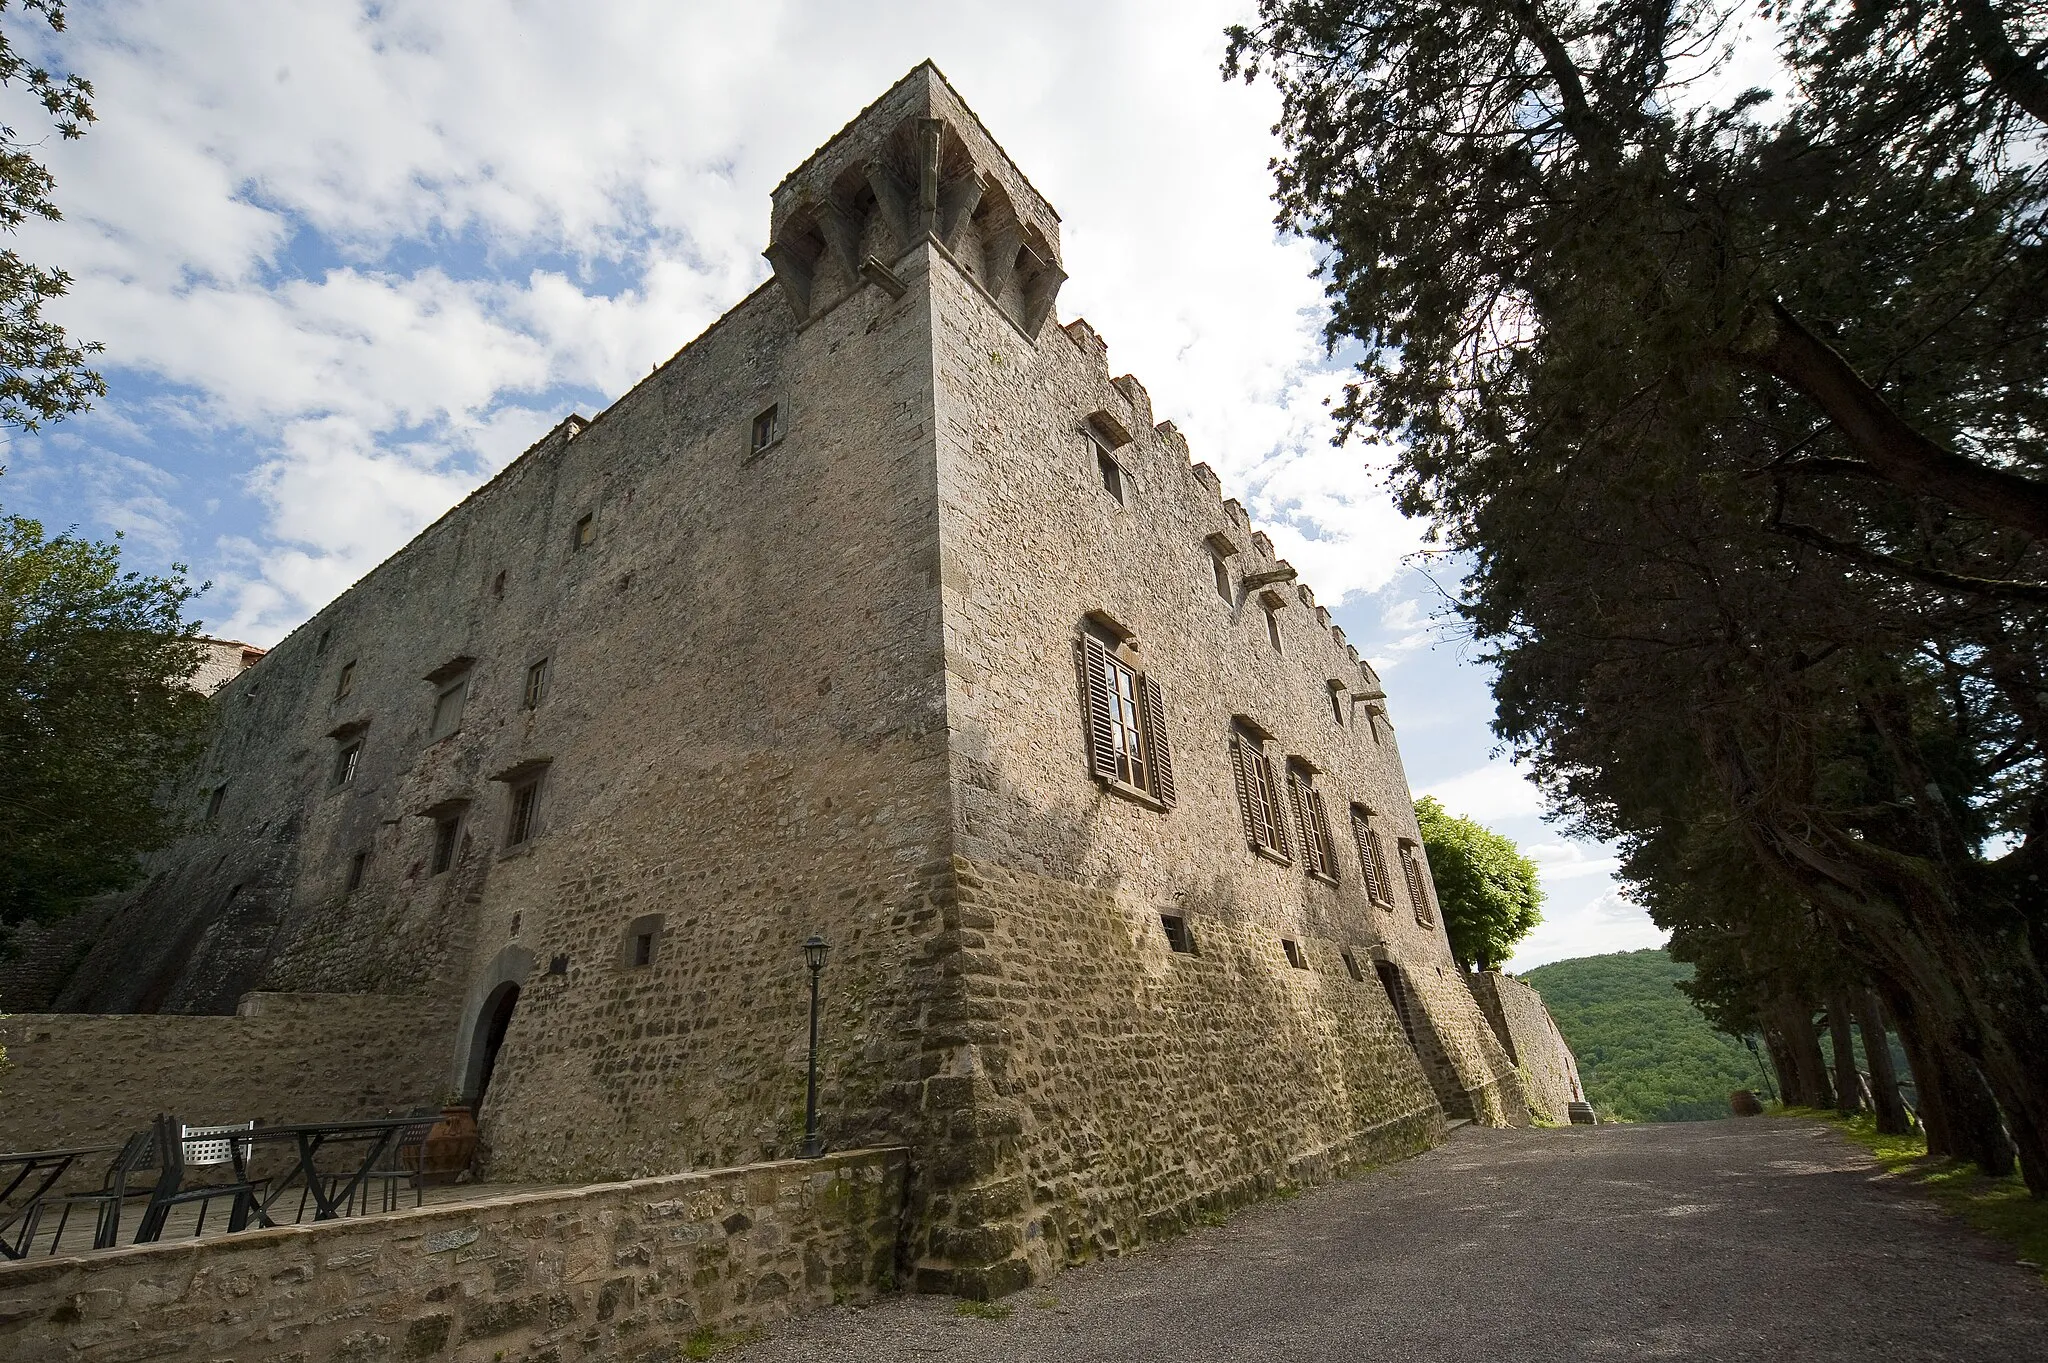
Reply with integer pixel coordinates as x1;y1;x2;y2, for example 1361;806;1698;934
1161;914;1196;955
1211;552;1232;601
345;850;367;893
524;658;549;710
1264;606;1283;653
1096;446;1125;503
632;932;654;966
431;815;461;875
333;740;363;788
430;676;468;741
1341;948;1366;983
620;914;665;968
335;661;355;700
573;513;595;551
205;784;227;820
1329;684;1347;725
1282;938;1308;970
506;773;544;847
750;404;782;455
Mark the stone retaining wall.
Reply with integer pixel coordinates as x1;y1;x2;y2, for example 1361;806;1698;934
0;993;447;1151
0;1147;907;1363
1468;971;1585;1123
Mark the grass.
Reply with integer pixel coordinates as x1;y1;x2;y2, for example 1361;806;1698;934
1783;1106;2048;1283
683;1325;764;1359
954;1299;1015;1320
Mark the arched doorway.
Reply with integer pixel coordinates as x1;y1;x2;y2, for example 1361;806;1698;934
466;981;520;1112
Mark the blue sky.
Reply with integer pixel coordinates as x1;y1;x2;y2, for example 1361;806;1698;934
1;0;1667;967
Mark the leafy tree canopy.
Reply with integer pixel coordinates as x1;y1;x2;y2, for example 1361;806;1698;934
0;0;100;430
1414;794;1543;969
0;501;208;929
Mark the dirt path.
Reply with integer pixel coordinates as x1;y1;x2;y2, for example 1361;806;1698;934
731;1118;2048;1362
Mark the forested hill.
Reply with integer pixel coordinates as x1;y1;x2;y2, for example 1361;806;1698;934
1518;949;1763;1123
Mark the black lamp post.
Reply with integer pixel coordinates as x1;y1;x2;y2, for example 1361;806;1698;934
1744;1034;1779;1101
800;935;829;1158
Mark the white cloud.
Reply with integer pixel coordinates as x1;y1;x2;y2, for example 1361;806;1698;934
1511;891;1668;970
1524;841;1623;883
1421;761;1548;822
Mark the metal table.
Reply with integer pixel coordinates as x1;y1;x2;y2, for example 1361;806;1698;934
234;1117;422;1225
0;1144;121;1259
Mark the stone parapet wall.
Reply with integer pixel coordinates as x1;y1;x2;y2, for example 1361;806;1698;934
1468;971;1585;1123
0;1147;906;1363
0;993;446;1151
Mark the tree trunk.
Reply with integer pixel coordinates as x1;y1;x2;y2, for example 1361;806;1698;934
1936;1050;2017;1178
1857;989;1911;1137
1763;1028;1798;1106
1892;1001;1957;1158
1827;991;1862;1116
1778;1000;1835;1109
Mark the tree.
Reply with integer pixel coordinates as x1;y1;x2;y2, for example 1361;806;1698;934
1227;0;2048;1193
0;504;207;929
1413;795;1542;970
0;0;102;430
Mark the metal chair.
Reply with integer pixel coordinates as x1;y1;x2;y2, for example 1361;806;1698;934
133;1116;265;1243
301;1111;438;1219
20;1129;155;1254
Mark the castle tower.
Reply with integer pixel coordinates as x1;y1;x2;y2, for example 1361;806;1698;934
9;64;1538;1297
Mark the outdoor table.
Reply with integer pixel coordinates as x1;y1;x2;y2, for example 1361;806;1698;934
233;1117;421;1225
0;1143;121;1259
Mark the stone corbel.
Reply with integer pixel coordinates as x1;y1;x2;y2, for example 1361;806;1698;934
1019;248;1066;335
982;218;1024;298
1243;566;1299;592
938;172;986;250
813;199;865;288
860;256;908;299
865;159;914;256
917;118;943;238
763;238;815;319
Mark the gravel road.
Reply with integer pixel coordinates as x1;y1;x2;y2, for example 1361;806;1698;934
729;1118;2048;1362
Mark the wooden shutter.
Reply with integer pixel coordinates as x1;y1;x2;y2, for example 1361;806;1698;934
1139;674;1176;808
1310;791;1336;881
1401;844;1430;921
1354;812;1390;903
1260;753;1292;858
1081;636;1119;782
1230;733;1258;848
1287;771;1320;876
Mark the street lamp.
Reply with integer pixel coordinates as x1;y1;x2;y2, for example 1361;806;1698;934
800;935;829;1158
1744;1034;1779;1102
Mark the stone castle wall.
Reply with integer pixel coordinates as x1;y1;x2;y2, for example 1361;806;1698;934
0;994;442;1151
1470;970;1585;1123
0;1147;905;1363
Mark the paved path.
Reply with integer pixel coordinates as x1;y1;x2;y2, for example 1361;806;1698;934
732;1118;2048;1362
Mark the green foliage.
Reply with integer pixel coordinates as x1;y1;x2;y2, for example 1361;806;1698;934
1521;949;1764;1123
0;1;102;429
953;1300;1014;1320
0;504;208;927
1413;795;1542;970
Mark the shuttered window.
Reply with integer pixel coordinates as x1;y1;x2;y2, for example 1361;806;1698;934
1353;806;1394;906
1400;838;1435;925
1287;769;1338;884
1080;633;1176;808
1230;729;1291;860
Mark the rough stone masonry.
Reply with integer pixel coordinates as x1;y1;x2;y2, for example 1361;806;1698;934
1;63;1583;1297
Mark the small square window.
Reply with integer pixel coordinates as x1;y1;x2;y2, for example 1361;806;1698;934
1341;948;1366;983
507;773;544;847
573;513;595;551
1282;938;1308;970
750;404;782;455
336;661;356;700
334;741;363;787
1329;684;1347;725
431;815;461;875
1096;446;1124;503
492;570;506;598
620;913;665;968
524;658;549;710
430;677;468;741
205;784;227;820
1211;553;1232;602
1264;607;1283;654
315;629;330;655
1161;914;1197;955
632;932;654;967
345;850;368;893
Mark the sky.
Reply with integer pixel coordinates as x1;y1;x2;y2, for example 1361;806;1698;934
1;0;1670;968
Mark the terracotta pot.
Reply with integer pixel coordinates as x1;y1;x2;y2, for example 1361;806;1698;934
419;1105;478;1182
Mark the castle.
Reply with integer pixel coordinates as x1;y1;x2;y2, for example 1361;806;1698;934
0;65;1581;1297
